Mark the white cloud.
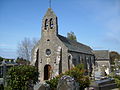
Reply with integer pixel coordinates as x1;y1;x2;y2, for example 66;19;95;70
83;0;120;52
93;1;120;47
0;47;17;59
0;44;9;47
92;46;105;50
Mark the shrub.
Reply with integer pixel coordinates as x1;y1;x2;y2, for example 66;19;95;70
112;75;120;88
6;65;39;90
46;76;60;89
46;64;90;90
0;84;4;90
64;65;90;89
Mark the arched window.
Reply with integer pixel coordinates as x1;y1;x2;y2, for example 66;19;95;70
68;55;71;70
59;48;62;74
78;56;80;64
35;49;39;71
50;18;54;29
44;19;48;30
72;58;77;66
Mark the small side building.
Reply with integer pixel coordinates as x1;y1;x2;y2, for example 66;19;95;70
93;50;111;78
0;60;18;86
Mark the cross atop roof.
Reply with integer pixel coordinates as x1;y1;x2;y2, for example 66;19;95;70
49;0;51;8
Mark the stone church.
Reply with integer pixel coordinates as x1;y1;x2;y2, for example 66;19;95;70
31;8;95;82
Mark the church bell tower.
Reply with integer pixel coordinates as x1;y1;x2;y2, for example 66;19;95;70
41;8;58;36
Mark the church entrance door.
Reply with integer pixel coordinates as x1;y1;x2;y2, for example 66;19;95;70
44;64;51;80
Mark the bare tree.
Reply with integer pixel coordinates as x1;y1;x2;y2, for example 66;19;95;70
17;37;38;61
32;37;38;47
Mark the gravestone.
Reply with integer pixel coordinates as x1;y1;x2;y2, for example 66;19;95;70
57;75;79;90
38;83;50;90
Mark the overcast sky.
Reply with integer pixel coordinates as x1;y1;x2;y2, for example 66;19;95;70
0;0;120;59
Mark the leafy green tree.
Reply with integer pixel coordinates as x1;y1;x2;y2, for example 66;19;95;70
0;56;3;62
109;51;120;72
67;31;77;41
110;51;120;64
16;57;30;65
6;65;39;90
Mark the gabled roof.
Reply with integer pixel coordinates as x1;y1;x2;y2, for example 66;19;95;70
44;8;57;18
93;50;110;60
58;35;93;54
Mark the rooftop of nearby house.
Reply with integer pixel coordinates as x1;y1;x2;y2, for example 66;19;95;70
93;50;110;60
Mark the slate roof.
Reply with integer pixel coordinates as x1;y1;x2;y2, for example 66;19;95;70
0;61;18;66
58;35;93;54
93;50;109;60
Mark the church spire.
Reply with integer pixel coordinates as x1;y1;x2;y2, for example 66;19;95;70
41;8;58;36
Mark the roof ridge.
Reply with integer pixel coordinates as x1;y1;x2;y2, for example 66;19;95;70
58;34;93;54
58;34;91;49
